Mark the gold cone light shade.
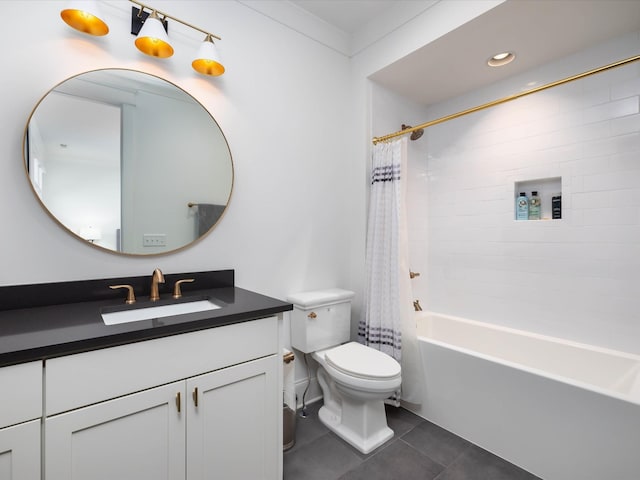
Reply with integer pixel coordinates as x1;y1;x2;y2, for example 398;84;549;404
61;0;109;36
192;34;225;76
135;10;174;58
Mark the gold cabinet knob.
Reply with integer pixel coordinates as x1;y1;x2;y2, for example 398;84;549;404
308;312;317;319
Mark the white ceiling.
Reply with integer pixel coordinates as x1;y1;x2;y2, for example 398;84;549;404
292;0;640;107
289;0;399;34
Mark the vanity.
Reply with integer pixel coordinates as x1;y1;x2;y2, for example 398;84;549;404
0;270;292;480
5;63;291;478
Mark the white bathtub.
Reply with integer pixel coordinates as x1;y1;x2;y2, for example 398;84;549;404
412;312;640;480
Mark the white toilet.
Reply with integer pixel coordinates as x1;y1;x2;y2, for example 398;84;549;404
288;289;401;454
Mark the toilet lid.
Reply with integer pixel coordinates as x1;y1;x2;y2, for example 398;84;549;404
325;342;401;380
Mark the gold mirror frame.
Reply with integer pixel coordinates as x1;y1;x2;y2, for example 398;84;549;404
23;68;233;256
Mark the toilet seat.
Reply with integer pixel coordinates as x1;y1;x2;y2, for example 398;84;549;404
314;342;402;394
317;356;401;395
325;342;401;380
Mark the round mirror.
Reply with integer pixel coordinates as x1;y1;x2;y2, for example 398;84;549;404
23;69;233;256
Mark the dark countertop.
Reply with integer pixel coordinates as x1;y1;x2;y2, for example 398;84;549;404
0;271;292;368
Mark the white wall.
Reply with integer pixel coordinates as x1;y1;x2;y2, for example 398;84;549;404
402;32;640;355
0;1;352;302
0;0;501;411
9;0;633;395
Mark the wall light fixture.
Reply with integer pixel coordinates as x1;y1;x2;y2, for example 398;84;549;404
60;0;225;77
132;8;173;58
130;1;224;76
60;0;109;36
192;34;225;76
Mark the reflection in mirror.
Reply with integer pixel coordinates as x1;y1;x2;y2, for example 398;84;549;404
24;69;233;255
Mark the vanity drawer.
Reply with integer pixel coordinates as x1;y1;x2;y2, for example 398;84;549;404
46;316;278;416
0;361;42;428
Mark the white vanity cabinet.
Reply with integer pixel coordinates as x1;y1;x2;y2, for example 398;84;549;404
0;361;42;480
46;380;186;479
44;316;281;480
186;355;278;478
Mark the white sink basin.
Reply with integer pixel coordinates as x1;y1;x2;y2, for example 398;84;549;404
102;299;221;325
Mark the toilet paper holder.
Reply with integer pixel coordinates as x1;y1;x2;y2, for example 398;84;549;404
283;350;295;363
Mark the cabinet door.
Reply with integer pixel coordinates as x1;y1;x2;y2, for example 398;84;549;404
46;381;186;480
0;420;40;480
0;361;42;429
187;355;279;480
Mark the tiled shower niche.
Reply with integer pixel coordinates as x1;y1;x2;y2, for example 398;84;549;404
514;177;562;220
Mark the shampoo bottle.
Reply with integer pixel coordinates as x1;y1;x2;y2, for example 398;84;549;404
529;191;541;220
516;192;529;220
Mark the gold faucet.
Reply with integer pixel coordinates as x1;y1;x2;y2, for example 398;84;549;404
173;278;195;299
109;284;136;304
150;268;165;301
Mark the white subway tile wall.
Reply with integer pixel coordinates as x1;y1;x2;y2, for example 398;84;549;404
409;59;640;354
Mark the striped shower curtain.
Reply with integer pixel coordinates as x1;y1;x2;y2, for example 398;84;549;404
359;137;422;404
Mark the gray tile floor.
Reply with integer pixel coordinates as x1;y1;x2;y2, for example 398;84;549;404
284;402;541;480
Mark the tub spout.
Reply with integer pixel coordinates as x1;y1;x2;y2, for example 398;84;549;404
413;300;423;311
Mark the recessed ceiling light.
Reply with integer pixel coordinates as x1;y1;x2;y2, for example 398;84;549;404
488;52;515;67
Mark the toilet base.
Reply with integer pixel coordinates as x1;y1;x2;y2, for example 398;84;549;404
317;404;394;454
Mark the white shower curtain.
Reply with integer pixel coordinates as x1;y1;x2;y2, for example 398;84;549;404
359;138;423;404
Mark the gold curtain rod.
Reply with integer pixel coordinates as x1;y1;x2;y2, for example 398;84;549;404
372;54;640;145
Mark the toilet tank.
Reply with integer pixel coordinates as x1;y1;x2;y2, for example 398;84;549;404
287;289;355;353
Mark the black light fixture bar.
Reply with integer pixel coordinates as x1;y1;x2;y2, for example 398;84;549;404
128;0;221;40
130;6;168;36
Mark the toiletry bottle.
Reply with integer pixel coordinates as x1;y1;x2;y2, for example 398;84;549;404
528;191;541;220
552;193;562;219
516;192;529;220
